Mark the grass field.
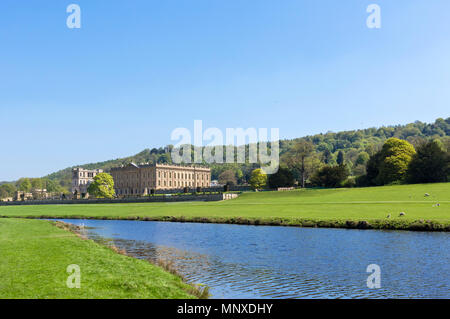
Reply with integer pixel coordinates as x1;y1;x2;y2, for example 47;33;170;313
0;218;199;298
1;183;450;231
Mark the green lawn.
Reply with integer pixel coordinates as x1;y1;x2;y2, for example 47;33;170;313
0;218;198;298
1;183;450;230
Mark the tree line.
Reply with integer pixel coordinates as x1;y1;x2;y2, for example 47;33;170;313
241;138;449;190
0;177;65;199
2;117;448;196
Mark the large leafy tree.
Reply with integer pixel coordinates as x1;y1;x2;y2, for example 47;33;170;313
268;167;295;189
249;169;268;190
0;184;16;199
43;178;63;193
17;178;32;192
321;149;333;164
31;178;43;190
407;140;449;183
311;164;349;188
218;169;238;186
336;151;345;165
87;173;116;199
282;140;314;188
355;152;370;165
369;138;416;185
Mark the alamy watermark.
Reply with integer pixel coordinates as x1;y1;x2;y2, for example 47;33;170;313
66;4;81;29
366;264;381;289
66;264;81;288
367;4;381;29
170;120;280;174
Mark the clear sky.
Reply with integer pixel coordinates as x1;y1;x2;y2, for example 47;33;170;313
1;0;449;181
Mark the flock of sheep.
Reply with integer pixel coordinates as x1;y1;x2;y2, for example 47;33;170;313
386;193;440;219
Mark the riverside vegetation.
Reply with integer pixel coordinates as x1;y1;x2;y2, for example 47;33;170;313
0;218;208;298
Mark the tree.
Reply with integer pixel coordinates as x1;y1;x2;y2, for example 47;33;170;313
355;152;370;166
321;149;333;164
249;169;267;190
283;140;314;188
43;179;62;193
31;178;43;190
407;140;450;183
376;138;416;184
311;165;349;188
87;173;115;199
0;183;16;199
218;169;238;186
364;151;383;185
268;167;295;189
17;178;32;192
336;151;345;165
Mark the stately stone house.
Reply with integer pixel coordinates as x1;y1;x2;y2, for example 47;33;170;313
110;163;211;196
71;168;104;196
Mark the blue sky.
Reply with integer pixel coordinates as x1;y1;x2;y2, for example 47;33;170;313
1;0;449;181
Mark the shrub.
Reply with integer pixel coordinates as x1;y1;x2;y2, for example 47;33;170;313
311;164;349;188
268;167;295;189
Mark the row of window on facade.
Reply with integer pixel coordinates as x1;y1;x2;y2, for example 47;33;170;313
158;180;206;187
79;172;95;178
158;171;208;180
115;185;206;195
116;172;209;182
116;180;207;188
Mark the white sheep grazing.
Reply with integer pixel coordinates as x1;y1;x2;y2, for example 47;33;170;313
425;193;430;197
399;212;406;217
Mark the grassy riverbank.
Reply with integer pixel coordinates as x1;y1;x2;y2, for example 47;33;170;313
0;218;200;298
1;183;450;231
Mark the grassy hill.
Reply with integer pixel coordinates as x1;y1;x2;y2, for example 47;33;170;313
45;117;450;190
0;218;199;298
2;183;449;231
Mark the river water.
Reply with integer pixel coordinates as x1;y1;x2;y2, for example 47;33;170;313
59;219;450;298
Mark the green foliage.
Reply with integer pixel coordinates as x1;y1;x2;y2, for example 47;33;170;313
336;151;345;165
321;149;334;164
249;169;268;190
218;170;238;186
281;140;315;188
17;178;32;192
355;152;370;165
0;183;16;199
407;140;450;183
43;178;64;193
87;173;116;199
364;138;416;185
37;117;450;188
377;138;416;185
268;167;295;189
311;164;350;188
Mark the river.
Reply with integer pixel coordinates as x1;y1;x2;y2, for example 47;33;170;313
58;219;450;298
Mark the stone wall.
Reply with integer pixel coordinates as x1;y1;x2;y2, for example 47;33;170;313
0;193;237;206
153;185;251;194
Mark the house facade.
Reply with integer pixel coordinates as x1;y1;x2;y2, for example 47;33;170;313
71;167;104;195
110;163;211;196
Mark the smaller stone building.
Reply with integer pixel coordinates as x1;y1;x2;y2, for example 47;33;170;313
14;191;33;201
71;168;103;196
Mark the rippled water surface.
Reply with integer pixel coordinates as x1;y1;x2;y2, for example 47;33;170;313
59;219;450;298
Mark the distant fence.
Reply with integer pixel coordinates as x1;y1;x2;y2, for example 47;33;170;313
0;193;239;206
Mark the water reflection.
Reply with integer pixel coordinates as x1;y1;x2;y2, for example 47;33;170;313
59;219;450;299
